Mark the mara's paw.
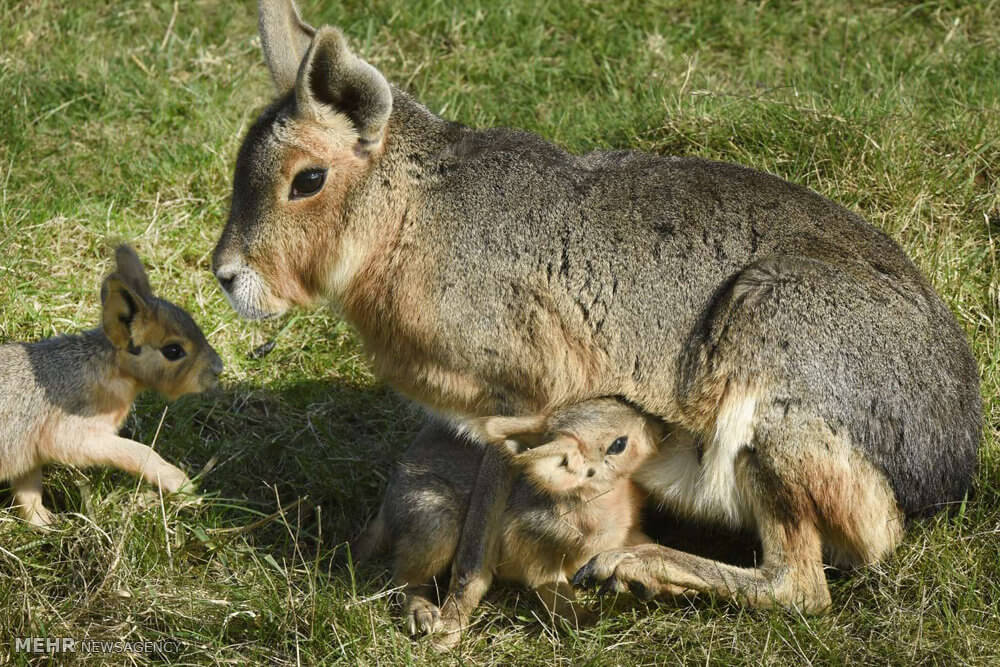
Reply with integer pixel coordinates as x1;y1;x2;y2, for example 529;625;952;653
173;478;199;497
573;545;683;601
22;504;58;529
573;548;640;595
428;599;466;651
403;596;441;637
157;466;194;495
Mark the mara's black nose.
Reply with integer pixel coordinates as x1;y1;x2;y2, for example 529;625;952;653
215;268;236;293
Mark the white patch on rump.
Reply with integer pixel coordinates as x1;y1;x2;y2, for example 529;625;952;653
634;389;757;528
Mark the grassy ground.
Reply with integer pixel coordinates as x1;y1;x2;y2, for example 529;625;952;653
1;0;998;663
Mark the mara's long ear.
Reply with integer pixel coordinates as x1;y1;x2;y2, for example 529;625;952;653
463;414;550;453
100;275;151;351
259;0;315;92
113;244;154;303
511;436;580;468
295;27;393;150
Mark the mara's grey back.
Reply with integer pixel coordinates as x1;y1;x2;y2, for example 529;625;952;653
386;109;980;517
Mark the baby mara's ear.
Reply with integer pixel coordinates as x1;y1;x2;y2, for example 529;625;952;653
113;244;154;302
511;436;580;468
100;244;155;350
101;276;151;351
513;435;595;495
463;414;551;454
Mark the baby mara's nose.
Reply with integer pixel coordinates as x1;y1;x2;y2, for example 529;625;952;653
558;450;594;478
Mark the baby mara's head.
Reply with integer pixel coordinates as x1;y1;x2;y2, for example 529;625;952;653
101;245;224;400
517;399;662;497
473;399;663;498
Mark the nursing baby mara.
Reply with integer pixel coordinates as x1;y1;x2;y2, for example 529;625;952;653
0;245;222;525
355;398;667;642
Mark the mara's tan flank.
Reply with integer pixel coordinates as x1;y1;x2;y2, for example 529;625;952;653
354;399;663;646
214;0;981;638
0;245;223;526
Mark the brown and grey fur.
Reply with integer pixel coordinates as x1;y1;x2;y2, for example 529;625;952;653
354;399;662;644
213;0;981;626
0;245;223;526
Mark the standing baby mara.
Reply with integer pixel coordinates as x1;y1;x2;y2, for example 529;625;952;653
0;245;223;526
355;399;664;640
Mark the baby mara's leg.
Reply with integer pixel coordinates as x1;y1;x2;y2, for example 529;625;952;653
393;514;473;646
438;445;512;648
51;432;192;494
352;480;459;639
10;432;192;527
533;579;595;626
439;412;549;642
396;563;448;637
11;468;54;526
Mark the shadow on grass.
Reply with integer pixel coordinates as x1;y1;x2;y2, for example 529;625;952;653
163;377;424;558
0;375;418;559
0;371;765;623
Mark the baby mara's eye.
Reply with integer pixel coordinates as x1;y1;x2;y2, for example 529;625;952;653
289;168;327;200
606;436;628;455
161;343;186;361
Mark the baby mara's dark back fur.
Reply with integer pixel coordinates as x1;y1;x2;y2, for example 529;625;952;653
214;1;980;616
356;399;660;638
0;245;223;525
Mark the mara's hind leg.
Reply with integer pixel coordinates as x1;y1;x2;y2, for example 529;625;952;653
393;536;461;638
585;254;911;611
574;461;832;613
349;498;450;636
576;409;903;613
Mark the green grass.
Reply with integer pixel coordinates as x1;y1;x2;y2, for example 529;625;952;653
1;0;998;663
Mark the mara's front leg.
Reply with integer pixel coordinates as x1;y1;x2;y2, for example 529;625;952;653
51;432;193;495
436;412;556;645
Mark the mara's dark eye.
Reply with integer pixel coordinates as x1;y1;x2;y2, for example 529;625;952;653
290;168;327;199
161;343;186;361
607;436;628;455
